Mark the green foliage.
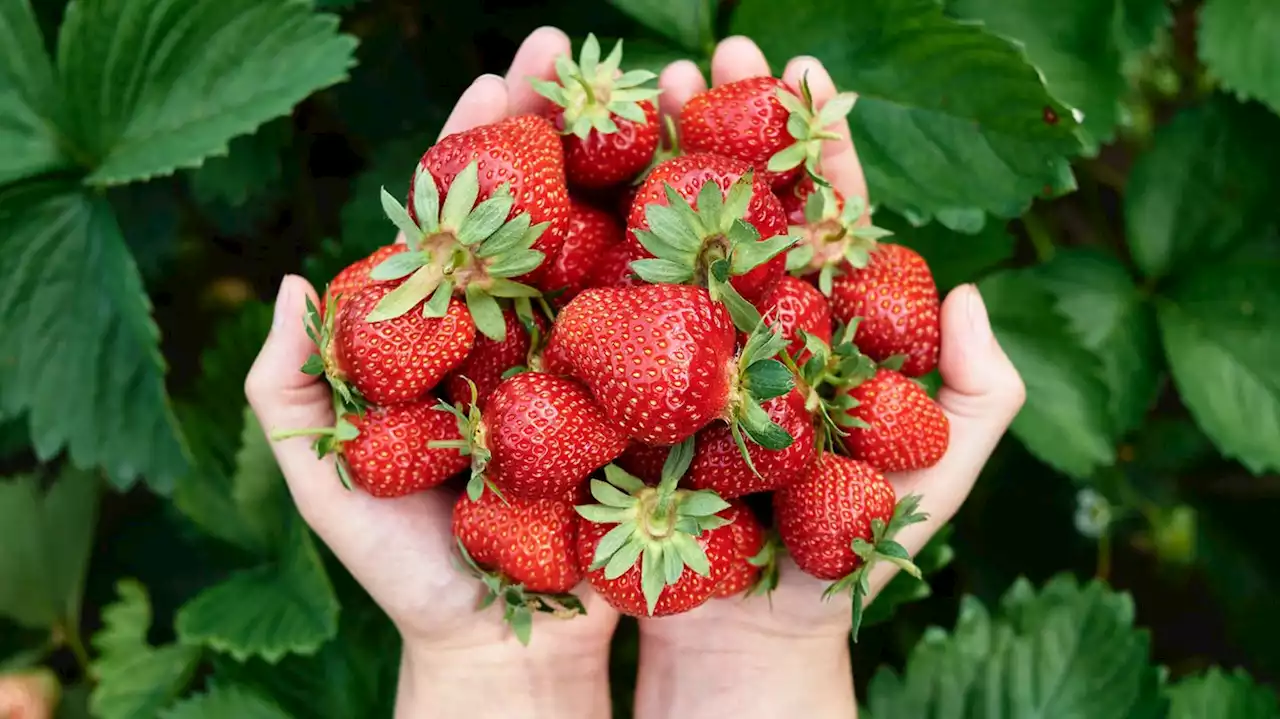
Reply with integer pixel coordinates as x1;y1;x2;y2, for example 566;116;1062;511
1167;667;1280;718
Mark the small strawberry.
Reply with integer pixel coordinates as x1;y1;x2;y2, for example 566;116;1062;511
440;373;628;501
453;489;586;644
533;34;662;188
839;368;948;473
542;198;626;305
685;386;817;499
321;244;407;318
678;76;856;188
576;442;737;616
829;243;941;377
779;179;893;295
750;275;832;363
712;500;769;598
625;153;795;317
444;307;548;410
773;452;927;639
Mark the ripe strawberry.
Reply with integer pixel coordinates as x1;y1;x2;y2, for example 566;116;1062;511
840;369;948;473
625;153;793;309
542;198;626;305
545;284;798;452
534;34;661;188
442;372;628;501
576;445;737;616
750;275;832;363
614;442;668;484
778;179;893;295
452;489;586;644
321;244;407;318
686;386;817;499
679;76;856;188
591;241;639;290
444;307;547;410
829;243;940;377
712;501;767;598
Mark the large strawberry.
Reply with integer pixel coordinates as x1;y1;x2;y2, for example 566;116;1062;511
443;307;547;410
321;244;407;318
780;179;893;295
541;198;626;305
773;452;926;639
614;442;667;484
532;34;661;188
712;500;769;598
750;275;832;363
840;368;948;473
829;243;940;377
453;488;586;644
625;153;795;316
679;76;856;188
591;241;639;290
685;386;816;499
576;442;737;616
440;373;628;501
544;284;797;454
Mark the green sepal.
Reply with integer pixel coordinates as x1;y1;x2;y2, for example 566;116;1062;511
729;226;795;275
486;249;545;279
465;285;506;341
453;539;586;646
745;532;781;597
603;536;645;580
422;279;454;318
486;278;542;298
739;397;795;450
369;250;427;280
477;214;533;258
590;477;640;509
300;354;324;375
603;464;648;493
707;258;762;333
879;354;907;372
364;264;442;322
575;504;633;524
640;544;665;614
440;161;481;231
743;359;794;402
380;187;422;243
631;257;694;284
536;32;661;140
676;490;731;517
457;192;515;246
767;76;855;182
786;243;815;272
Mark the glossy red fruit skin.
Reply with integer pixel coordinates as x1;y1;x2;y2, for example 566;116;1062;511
713;501;766;598
687;387;817;499
777;175;846;226
773;453;896;580
544;284;737;445
322;244;408;318
679;77;800;188
411;115;570;287
552;100;660;188
331;284;476;406
829;243;940;377
444;309;547;410
343;398;469;498
625;153;789;303
842;369;949;473
749;275;833;363
614;443;668;484
543;198;626;305
452;490;583;593
576;511;736;616
483;373;629;500
591;242;640;290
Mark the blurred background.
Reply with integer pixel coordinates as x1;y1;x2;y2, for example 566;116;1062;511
2;0;1278;715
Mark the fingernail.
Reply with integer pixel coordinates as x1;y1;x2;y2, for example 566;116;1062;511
272;277;292;331
966;284;993;343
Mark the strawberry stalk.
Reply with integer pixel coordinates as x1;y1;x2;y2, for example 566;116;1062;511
784;186;893;294
453;538;585;646
767;74;858;186
428;378;501;502
530;33;661;140
727;319;800;472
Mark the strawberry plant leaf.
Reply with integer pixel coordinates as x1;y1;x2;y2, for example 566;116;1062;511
185;119;292;208
0;0;68;185
58;0;357;185
606;0;715;53
731;0;1083;231
0;468;99;632
158;683;294;719
980;269;1115;478
1198;0;1280;116
1167;667;1279;718
0;187;189;490
874;212;1015;293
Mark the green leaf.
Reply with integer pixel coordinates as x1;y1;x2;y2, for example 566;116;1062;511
59;0;357;185
1198;0;1280;116
90;580;202;719
875;213;1014;293
1036;248;1160;437
743;359;795;402
1168;667;1279;719
0;0;67;184
160;684;295;719
0;187;189;490
731;0;1082;230
980;269;1115;477
606;0;714;53
186;119;291;207
1157;252;1280;473
0;468;99;630
1125;98;1280;280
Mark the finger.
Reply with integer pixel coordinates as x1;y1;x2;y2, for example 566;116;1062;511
710;36;771;86
657;60;706;121
438;73;511;140
504;26;572;117
780;57;867;207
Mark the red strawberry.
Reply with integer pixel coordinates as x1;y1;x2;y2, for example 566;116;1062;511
679;76;856;188
840;369;948;473
321;244;407;318
575;447;737;616
445;372;628;501
625;153;793;307
444;307;547;410
591;241;639;290
773;452;926;639
750;275;832;363
534;35;660;188
686;386;816;499
327;283;476;406
341;398;469;497
712;501;766;598
541;198;626;305
614;442;668;484
829;243;940;377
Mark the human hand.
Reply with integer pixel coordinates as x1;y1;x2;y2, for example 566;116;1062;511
632;37;1027;719
245;27;619;719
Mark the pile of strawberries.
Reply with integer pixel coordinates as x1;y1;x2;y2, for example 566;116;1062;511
293;36;949;643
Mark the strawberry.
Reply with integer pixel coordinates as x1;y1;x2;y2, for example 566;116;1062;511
829;243;941;377
591;241;639;290
321;244;407;318
576;443;737;616
779;179;893;295
712;500;768;598
542;198;626;305
625;153;794;313
678;76;856;188
750;275;832;363
544;284;798;454
533;34;661;188
452;489;586;644
839;368;948;473
686;386;816;499
443;307;547;410
614;442;668;484
773;452;927;638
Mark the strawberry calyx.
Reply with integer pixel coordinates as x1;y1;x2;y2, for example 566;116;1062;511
453;539;586;646
724;319;800;473
630;173;797;332
530;33;661;140
301;293;367;416
367;159;548;342
576;441;734;615
745;531;782;598
429;378;502;502
821;493;928;641
785;187;893;296
786;320;883;451
767;75;857;185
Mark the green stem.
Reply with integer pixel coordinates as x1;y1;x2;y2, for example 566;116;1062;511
1096;531;1112;581
59;619;92;676
1022;211;1056;263
270;426;330;440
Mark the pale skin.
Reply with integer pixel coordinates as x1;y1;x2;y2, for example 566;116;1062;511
245;26;1026;719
